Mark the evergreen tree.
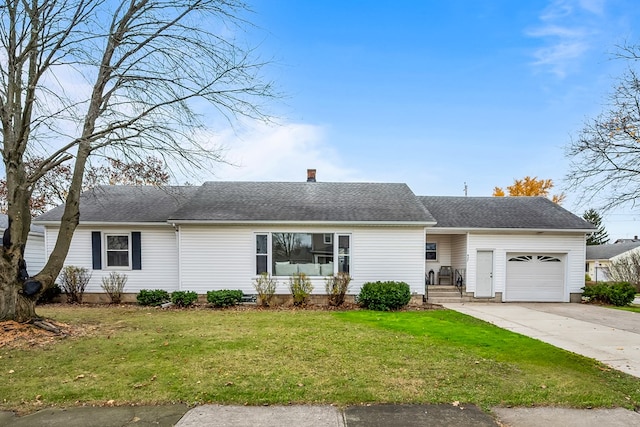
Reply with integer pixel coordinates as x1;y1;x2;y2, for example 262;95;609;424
583;209;609;245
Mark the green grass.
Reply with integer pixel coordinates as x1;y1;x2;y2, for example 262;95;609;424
1;306;639;414
614;304;640;313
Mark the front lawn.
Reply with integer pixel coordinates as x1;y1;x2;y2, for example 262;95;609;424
1;306;639;414
614;305;640;313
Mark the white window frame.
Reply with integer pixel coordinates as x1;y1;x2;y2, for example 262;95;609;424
254;232;351;277
323;233;333;244
104;233;131;269
255;233;269;275
336;233;351;274
425;242;437;261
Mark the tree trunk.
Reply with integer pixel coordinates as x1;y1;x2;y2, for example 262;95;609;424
0;170;39;321
0;261;37;322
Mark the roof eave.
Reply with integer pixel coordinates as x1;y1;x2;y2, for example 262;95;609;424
36;220;173;227
169;219;437;227
428;227;593;233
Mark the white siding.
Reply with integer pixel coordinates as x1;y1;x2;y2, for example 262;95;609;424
45;226;179;292
179;225;255;293
466;233;586;302
25;232;45;274
450;234;468;281
178;225;426;295
0;227;45;276
351;226;426;294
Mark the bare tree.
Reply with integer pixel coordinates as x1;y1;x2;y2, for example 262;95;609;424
608;251;640;289
566;43;640;212
0;0;274;321
272;233;302;261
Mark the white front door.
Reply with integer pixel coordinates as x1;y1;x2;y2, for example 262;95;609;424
476;250;493;297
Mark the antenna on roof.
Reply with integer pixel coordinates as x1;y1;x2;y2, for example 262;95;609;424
463;182;468;197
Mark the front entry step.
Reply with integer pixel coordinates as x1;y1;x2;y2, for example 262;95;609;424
427;285;472;304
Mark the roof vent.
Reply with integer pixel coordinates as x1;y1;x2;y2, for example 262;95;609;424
307;169;316;182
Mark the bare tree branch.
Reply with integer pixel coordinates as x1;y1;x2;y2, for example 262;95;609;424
566;43;640;212
0;0;276;321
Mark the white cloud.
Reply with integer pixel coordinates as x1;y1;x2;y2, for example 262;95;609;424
526;0;605;77
530;41;589;72
526;25;586;39
578;0;605;15
191;121;360;183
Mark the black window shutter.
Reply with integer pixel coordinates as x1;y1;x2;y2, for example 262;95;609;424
91;232;102;270
132;232;142;270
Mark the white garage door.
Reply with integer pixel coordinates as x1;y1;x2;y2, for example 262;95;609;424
505;254;565;302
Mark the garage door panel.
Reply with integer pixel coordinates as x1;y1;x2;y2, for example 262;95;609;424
506;253;565;302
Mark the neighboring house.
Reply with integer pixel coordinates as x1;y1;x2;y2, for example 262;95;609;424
0;213;46;276
614;236;640;244
585;242;640;282
35;174;594;303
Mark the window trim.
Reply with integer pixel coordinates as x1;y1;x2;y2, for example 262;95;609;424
337;233;351;274
104;233;132;269
425;242;437;261
254;232;351;277
255;233;269;275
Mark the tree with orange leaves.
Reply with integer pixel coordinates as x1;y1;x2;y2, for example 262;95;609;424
493;176;566;204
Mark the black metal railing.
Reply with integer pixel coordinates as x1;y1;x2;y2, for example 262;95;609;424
424;273;429;302
454;269;465;297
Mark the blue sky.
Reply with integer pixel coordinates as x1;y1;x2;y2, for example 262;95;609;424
4;1;639;240
205;0;640;240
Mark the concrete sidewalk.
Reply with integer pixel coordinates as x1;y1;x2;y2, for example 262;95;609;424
2;404;640;426
175;404;498;427
443;303;640;378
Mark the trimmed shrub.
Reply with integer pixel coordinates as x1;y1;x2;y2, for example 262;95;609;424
585;273;592;282
289;273;313;306
358;281;411;311
101;271;128;304
582;283;609;302
58;266;92;304
171;291;198;307
37;283;62;305
325;272;352;306
253;272;277;307
207;289;243;308
137;289;170;306
608;282;637;306
582;282;636;306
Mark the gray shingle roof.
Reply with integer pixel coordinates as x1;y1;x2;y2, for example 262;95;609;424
418;196;594;230
586;242;640;260
34;184;594;230
0;213;44;234
169;182;436;223
36;186;199;223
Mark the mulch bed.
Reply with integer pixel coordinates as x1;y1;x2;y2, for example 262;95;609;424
0;319;73;350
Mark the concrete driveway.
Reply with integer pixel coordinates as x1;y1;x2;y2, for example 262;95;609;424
442;303;640;378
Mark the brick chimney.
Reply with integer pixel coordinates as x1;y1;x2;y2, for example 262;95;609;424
307;169;316;182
